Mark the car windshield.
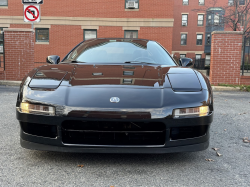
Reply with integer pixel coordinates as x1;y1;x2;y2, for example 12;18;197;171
64;39;177;66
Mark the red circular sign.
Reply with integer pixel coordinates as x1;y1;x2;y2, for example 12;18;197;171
25;5;39;22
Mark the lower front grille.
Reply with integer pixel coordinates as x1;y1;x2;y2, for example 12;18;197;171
61;120;166;146
21;122;57;138
170;125;208;140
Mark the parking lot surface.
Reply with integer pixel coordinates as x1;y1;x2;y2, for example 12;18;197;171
0;86;249;187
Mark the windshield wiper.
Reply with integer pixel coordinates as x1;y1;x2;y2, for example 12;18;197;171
124;61;155;64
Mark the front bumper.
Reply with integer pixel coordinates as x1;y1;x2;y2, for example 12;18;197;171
17;110;213;153
21;139;209;154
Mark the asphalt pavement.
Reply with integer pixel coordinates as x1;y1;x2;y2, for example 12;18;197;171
0;85;249;187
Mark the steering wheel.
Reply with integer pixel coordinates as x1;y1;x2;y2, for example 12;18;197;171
133;57;154;62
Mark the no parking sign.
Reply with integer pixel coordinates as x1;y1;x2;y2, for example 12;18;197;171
24;5;41;22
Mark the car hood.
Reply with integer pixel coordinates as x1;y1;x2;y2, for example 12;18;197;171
28;64;202;91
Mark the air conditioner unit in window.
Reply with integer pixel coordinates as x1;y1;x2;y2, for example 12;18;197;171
127;1;136;9
228;2;234;6
199;1;204;5
182;22;187;26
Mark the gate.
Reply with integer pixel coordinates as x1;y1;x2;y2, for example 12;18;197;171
243;36;250;76
0;30;5;70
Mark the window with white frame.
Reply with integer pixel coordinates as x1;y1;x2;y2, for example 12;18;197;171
199;0;204;5
183;0;189;5
124;30;138;38
196;34;203;45
205;55;210;66
182;14;188;26
214;14;220;25
198;15;204;26
84;30;97;40
196;54;202;61
180;54;186;58
181;34;187;45
0;0;7;6
125;0;139;9
228;0;234;6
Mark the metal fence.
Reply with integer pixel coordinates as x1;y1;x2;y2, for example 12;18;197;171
193;58;206;70
243;37;250;76
0;31;5;70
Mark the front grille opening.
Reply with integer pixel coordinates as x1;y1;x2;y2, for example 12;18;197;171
62;121;166;146
170;125;208;140
21;122;57;138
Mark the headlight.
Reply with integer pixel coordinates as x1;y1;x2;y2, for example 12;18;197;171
20;102;55;116
173;106;209;118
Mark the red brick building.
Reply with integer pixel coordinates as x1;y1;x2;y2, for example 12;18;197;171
0;0;174;64
172;0;243;66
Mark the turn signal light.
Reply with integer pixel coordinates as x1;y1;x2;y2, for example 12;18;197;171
174;106;209;118
20;102;55;116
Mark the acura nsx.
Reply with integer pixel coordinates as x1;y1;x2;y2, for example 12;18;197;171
16;38;213;153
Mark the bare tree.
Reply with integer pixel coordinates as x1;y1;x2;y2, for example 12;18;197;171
193;0;250;71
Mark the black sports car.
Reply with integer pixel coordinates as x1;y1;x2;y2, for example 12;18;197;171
16;38;213;153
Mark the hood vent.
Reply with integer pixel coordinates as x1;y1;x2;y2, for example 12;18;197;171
123;79;133;84
123;71;134;76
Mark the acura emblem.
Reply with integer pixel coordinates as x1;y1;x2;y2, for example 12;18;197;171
110;97;120;103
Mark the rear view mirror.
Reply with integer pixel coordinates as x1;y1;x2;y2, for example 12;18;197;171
179;58;194;68
46;55;60;64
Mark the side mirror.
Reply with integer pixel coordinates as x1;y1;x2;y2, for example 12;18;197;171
46;55;60;64
179;58;194;67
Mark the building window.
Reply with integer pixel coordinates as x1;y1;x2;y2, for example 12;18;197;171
239;13;245;26
125;0;139;9
181;34;187;45
199;0;205;5
182;14;188;26
0;0;8;6
207;14;212;25
35;28;49;42
0;27;7;54
196;34;203;45
183;0;189;5
246;37;250;46
206;34;211;45
198;15;204;26
84;30;97;40
239;0;245;5
228;0;234;6
214;14;220;25
124;30;138;38
180;54;186;58
205;55;210;66
196;54;202;61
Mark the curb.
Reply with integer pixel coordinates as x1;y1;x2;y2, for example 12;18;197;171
0;81;21;87
212;86;240;92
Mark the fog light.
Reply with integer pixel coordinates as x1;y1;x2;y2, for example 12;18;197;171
20;102;55;116
174;106;209;118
